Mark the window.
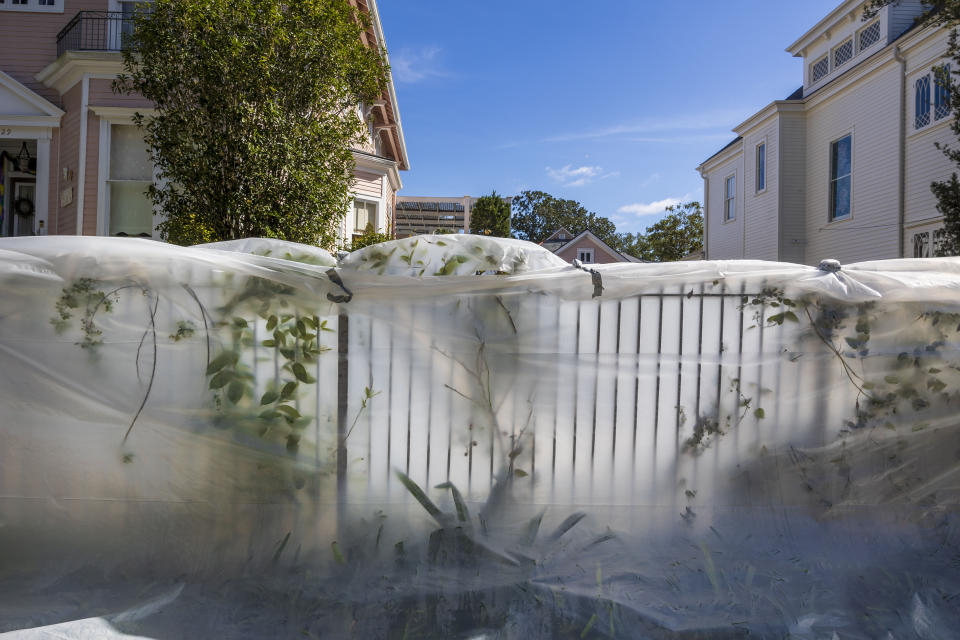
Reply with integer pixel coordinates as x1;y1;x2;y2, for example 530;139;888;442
1;0;62;10
913;231;931;258
577;248;594;263
108;125;154;237
756;143;766;192
830;135;852;221
935;65;951;121
833;39;854;69
724;175;736;221
353;199;377;233
916;75;931;129
39;0;54;4
859;21;881;51
934;228;947;256
811;56;829;83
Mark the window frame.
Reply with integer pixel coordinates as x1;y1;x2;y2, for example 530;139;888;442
811;55;830;84
829;133;853;223
96;120;159;239
723;173;737;222
352;197;379;235
577;248;594;264
916;74;932;130
832;38;854;70
755;141;767;194
857;20;882;53
935;64;952;121
0;0;64;12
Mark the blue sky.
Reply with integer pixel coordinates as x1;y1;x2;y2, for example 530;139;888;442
377;0;842;235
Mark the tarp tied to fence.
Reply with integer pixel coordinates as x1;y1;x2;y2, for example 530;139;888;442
1;235;960;638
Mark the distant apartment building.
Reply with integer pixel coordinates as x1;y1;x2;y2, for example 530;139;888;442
0;0;407;246
394;195;513;237
697;0;954;264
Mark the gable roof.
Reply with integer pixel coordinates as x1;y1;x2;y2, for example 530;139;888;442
0;69;64;127
554;229;642;263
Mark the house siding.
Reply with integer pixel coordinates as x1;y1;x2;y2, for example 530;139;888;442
56;83;82;235
743;118;780;261
0;0;109;106
778;112;807;264
352;170;383;199
88;78;152;109
82;108;99;235
804;59;902;264
554;235;625;265
705;151;744;260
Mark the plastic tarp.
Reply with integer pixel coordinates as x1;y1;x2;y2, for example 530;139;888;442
1;234;959;638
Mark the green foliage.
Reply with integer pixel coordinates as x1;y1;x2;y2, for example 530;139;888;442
469;191;511;237
51;278;114;349
115;0;388;248
618;202;703;262
350;224;391;251
510;190;620;247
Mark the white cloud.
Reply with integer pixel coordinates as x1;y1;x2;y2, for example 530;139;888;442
544;109;747;143
617;197;684;216
390;46;447;84
617;191;699;217
545;164;618;187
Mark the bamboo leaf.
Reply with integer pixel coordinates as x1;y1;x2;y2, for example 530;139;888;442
550;512;586;541
209;369;232;389
260;390;279;405
435;481;470;524
396;471;445;525
266;315;278;331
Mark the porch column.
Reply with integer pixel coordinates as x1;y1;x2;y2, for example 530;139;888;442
34;136;51;235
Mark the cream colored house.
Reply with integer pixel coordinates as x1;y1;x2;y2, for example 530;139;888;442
697;0;955;263
0;0;407;246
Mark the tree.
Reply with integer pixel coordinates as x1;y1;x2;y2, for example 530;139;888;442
618;202;703;262
511;190;621;248
867;1;960;254
116;0;388;248
469;191;511;237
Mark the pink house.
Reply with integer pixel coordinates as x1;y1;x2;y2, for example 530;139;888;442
541;227;642;264
0;0;408;245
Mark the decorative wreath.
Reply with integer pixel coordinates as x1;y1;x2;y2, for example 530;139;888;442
14;197;34;217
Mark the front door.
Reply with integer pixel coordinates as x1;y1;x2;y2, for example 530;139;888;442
10;179;36;237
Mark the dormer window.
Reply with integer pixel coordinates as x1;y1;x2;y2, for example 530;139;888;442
811;56;829;83
833;39;853;69
858;21;881;51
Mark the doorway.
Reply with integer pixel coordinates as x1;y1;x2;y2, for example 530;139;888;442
5;179;36;237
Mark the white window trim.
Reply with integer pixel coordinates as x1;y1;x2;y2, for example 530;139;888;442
755;139;767;195
723;173;737;223
832;38;854;69
351;196;379;234
857;20;882;53
577;248;594;264
828;132;854;223
810;54;830;85
0;0;64;13
95;115;160;238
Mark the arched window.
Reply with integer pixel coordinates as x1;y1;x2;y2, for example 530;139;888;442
916;75;931;129
935;65;951;121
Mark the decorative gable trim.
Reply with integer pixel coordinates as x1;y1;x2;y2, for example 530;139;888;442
0;69;64;127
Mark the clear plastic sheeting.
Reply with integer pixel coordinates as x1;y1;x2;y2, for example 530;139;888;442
1;235;959;639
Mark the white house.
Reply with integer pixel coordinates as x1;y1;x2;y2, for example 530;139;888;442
697;0;955;264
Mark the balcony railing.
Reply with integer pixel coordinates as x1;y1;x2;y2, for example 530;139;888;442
56;11;133;58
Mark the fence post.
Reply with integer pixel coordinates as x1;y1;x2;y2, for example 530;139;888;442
337;312;349;529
